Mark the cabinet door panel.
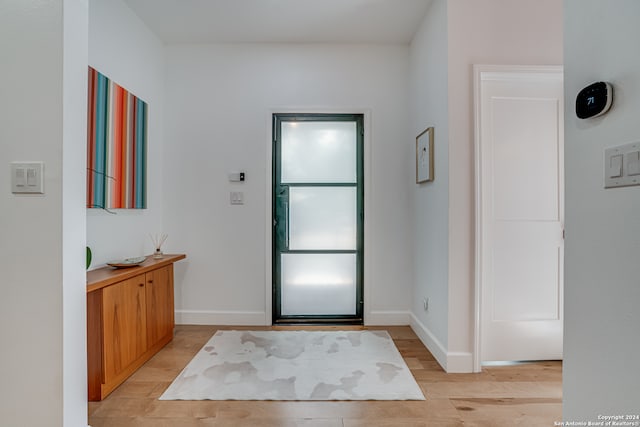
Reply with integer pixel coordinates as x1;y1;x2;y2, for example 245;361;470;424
146;265;174;347
102;275;147;382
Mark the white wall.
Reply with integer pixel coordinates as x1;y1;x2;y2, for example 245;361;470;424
0;0;87;425
563;0;640;421
163;43;413;325
409;0;451;364
408;0;563;372
87;0;166;267
446;0;563;371
63;0;90;425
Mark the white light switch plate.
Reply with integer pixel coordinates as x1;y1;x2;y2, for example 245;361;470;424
11;162;44;194
230;191;244;205
604;142;640;188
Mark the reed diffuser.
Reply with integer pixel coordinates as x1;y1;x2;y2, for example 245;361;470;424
150;233;168;259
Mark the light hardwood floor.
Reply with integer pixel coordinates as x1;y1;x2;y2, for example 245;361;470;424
88;325;562;426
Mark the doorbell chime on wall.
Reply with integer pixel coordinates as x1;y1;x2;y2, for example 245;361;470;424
576;81;613;119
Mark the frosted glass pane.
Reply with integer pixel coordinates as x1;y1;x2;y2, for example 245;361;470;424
281;254;356;316
281;121;357;183
289;187;356;250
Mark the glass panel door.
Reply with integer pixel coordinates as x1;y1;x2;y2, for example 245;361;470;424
273;114;364;323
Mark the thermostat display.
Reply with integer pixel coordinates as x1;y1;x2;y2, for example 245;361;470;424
576;81;613;119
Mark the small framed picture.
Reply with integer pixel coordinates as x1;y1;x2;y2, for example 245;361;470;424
416;127;434;183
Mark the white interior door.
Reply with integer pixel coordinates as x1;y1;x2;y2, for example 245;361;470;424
475;66;564;362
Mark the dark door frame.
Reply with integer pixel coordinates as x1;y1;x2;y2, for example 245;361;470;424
272;113;364;325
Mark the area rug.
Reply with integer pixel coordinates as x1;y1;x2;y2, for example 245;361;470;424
159;330;425;401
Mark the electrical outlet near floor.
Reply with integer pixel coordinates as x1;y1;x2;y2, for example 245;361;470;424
423;297;429;311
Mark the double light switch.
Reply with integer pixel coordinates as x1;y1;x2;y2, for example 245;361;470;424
11;162;44;194
605;142;640;188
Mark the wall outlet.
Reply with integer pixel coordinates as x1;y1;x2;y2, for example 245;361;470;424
423;297;429;311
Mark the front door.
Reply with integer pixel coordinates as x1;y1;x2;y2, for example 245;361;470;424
272;113;364;324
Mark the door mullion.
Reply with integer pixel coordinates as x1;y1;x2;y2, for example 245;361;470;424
285;183;357;188
283;250;358;255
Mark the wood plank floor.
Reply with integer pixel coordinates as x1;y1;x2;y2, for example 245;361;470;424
88;325;562;427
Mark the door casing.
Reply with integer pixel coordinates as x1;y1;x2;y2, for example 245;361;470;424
264;108;372;326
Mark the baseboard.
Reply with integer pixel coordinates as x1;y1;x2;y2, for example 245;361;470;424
174;309;473;370
409;312;474;373
366;310;411;325
176;309;412;327
445;351;474;373
175;310;267;326
409;313;448;370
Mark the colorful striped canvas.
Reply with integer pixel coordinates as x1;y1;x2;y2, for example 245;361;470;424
87;67;147;209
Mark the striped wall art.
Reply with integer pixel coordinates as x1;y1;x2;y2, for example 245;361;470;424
87;66;147;209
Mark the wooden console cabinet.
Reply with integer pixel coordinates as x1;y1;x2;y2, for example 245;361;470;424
86;254;186;401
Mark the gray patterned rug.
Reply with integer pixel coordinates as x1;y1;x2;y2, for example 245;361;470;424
159;330;425;401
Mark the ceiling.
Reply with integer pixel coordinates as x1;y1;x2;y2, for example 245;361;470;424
123;0;432;44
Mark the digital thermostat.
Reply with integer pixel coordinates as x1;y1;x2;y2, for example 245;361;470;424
576;81;613;119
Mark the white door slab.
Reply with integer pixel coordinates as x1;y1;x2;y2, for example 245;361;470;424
475;66;564;363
